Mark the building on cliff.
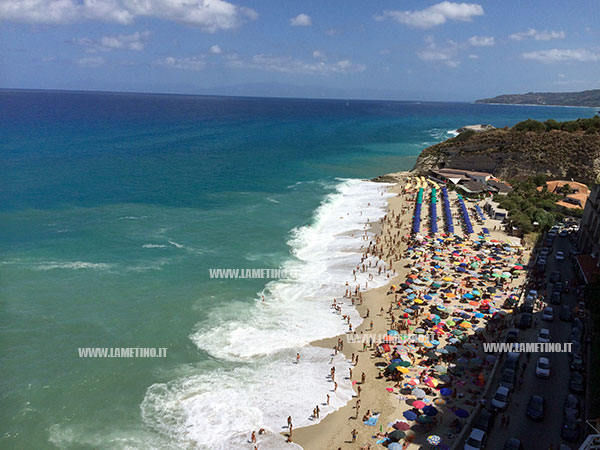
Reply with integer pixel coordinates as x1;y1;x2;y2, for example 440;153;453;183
577;185;600;284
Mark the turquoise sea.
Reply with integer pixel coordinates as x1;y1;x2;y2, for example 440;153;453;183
0;90;594;449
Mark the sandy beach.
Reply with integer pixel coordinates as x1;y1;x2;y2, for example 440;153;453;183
294;174;530;450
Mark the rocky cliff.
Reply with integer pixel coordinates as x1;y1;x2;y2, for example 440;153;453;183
412;128;600;184
476;89;600;107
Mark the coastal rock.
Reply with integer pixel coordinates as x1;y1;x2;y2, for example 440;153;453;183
371;171;409;183
412;128;600;184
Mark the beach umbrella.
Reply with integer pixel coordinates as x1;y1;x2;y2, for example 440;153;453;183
415;328;425;334
424;294;433;300
403;410;418;421
454;408;469;418
440;388;452;396
462;293;474;299
394;421;411;431
413;400;426;409
388;330;399;336
427;435;441;445
457;358;468;366
434;398;446;406
436;348;448;355
469;301;479;306
470;358;484;366
459;321;472;328
407;378;419;386
430;339;440;346
474;312;485;318
417;415;433;424
413;388;426;398
451;329;463;336
388;444;403;450
443;276;453;282
423;341;433;348
396;366;410;374
389;429;406;442
445;319;456;326
398;360;412;367
436;305;446;311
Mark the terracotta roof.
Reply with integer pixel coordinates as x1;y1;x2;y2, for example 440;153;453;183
544;180;590;195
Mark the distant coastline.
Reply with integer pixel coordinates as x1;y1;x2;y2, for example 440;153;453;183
476;89;600;108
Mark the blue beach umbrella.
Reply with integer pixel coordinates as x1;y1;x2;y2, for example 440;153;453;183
403;410;418;421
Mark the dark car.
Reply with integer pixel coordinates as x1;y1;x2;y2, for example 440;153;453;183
570;353;584;372
550;291;562;305
526;395;545;421
570;372;585;394
573;318;584;331
499;368;516;391
505;328;519;343
518;313;533;329
554;281;564;292
503;438;524;450
561;415;582;442
503;352;520;372
550;271;561;283
570;328;583;343
473;409;496;433
564;394;581;418
561;305;573;321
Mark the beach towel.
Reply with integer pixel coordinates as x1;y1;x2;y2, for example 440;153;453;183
364;414;380;426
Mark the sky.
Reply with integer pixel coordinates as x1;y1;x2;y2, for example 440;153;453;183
1;0;599;101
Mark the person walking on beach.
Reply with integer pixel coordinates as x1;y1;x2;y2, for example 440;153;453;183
296;353;300;363
251;431;257;443
327;394;330;406
351;429;358;443
287;416;292;430
358;385;362;397
361;372;366;384
334;382;338;392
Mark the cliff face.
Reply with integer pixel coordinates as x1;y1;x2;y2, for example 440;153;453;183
412;129;600;184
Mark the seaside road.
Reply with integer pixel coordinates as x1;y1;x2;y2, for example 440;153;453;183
484;234;583;449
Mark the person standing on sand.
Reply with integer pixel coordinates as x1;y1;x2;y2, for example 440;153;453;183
351;429;358;442
287;416;292;430
296;353;300;363
327;394;330;405
334;382;338;392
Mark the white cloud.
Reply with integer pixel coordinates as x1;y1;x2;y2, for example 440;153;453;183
324;28;340;36
76;31;149;53
468;54;479;59
76;56;105;67
417;36;460;67
509;28;565;41
468;35;494;46
379;49;391;55
228;54;365;75
374;1;484;29
521;48;599;63
312;50;326;59
157;56;206;70
290;13;311;27
210;44;222;54
0;0;258;31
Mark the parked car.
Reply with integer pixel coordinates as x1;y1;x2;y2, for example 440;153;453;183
560;229;569;237
528;289;538;298
554;281;564;292
499;368;517;391
570;327;582;343
518;313;533;329
473;409;496;433
464;428;487;450
492;386;511;411
564;394;581;418
569;372;585;394
535;356;551;378
570;353;584;372
555;251;565;261
502;352;520;372
505;328;519;343
549;271;561;282
537;328;551;343
561;415;582;442
550;291;562;305
526;395;545;421
521;299;534;314
542;306;554;321
561;305;573;322
539;248;551;258
573;318;584;331
503;438;524;450
577;301;586;318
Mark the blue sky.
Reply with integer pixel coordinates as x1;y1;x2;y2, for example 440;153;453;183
1;0;599;100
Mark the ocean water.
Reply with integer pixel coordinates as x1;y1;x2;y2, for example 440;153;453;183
0;90;594;449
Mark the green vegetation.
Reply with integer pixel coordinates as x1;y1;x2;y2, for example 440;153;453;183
452;129;476;142
476;89;600;107
512;116;600;133
494;176;583;234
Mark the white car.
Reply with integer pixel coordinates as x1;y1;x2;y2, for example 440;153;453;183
464;428;487;450
542;306;554;321
528;290;538;298
555;251;565;262
538;328;551;343
491;385;511;411
535;356;551;378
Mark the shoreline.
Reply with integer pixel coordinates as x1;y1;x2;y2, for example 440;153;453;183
294;173;530;450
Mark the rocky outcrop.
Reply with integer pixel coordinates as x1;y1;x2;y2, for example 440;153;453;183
412;129;600;184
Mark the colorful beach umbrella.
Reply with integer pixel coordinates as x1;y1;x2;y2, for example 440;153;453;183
427;435;441;445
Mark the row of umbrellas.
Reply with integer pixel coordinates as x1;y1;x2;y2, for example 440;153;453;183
413;188;424;234
457;194;474;235
441;187;454;234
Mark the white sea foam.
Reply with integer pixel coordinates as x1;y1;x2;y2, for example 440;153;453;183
141;179;395;449
143;244;168;249
32;261;113;271
168;240;185;249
